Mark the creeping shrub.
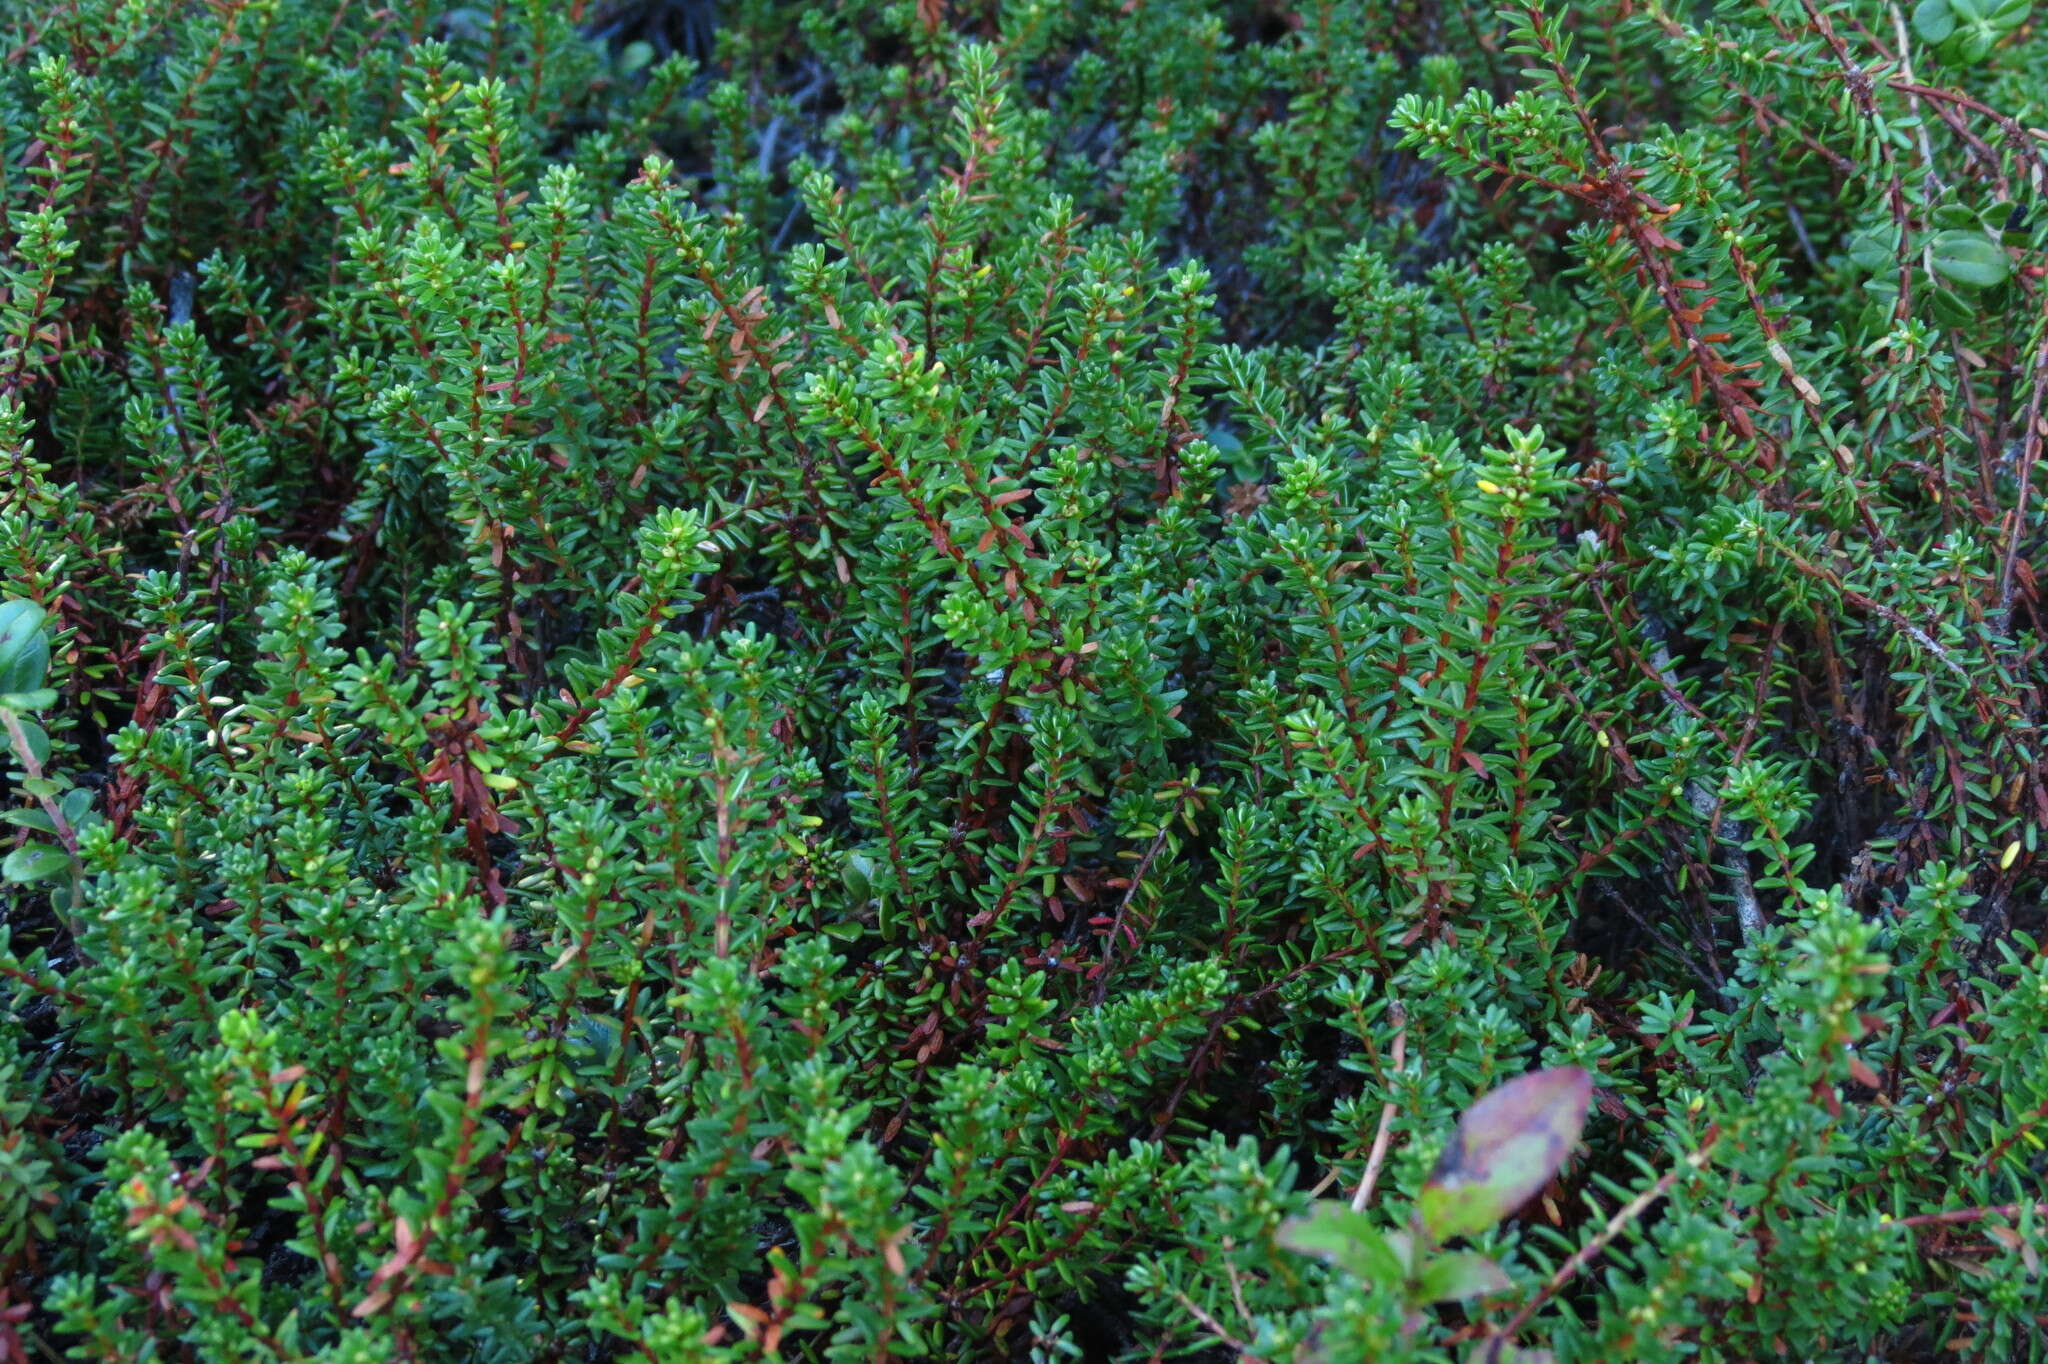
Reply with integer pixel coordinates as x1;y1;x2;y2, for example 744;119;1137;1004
2;0;2047;1359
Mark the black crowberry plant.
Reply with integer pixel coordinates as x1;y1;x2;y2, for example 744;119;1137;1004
2;0;2047;1359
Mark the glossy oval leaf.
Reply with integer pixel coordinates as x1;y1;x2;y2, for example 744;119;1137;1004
3;844;73;885
1928;285;1978;330
1;808;58;835
842;850;876;902
60;784;96;826
1930;231;2011;289
1912;0;1956;41
10;717;50;769
1846;227;1898;275
1949;25;1996;62
0;599;49;696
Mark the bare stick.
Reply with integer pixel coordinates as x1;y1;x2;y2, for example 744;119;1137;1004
1352;1007;1409;1213
1496;1127;1721;1343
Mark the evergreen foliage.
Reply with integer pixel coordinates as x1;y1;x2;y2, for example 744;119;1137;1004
2;0;2047;1358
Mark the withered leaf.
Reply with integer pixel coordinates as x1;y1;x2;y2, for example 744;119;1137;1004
1418;1066;1592;1243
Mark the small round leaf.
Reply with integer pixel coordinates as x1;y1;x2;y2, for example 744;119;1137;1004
1912;0;1957;41
0;599;50;695
1930;231;2010;289
3;844;73;884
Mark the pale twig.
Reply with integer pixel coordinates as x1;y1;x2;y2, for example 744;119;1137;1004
1352;1007;1408;1213
1221;1239;1256;1336
1495;1127;1721;1343
1;707;78;854
1895;1199;2048;1229
1168;1288;1267;1362
1643;618;1764;945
